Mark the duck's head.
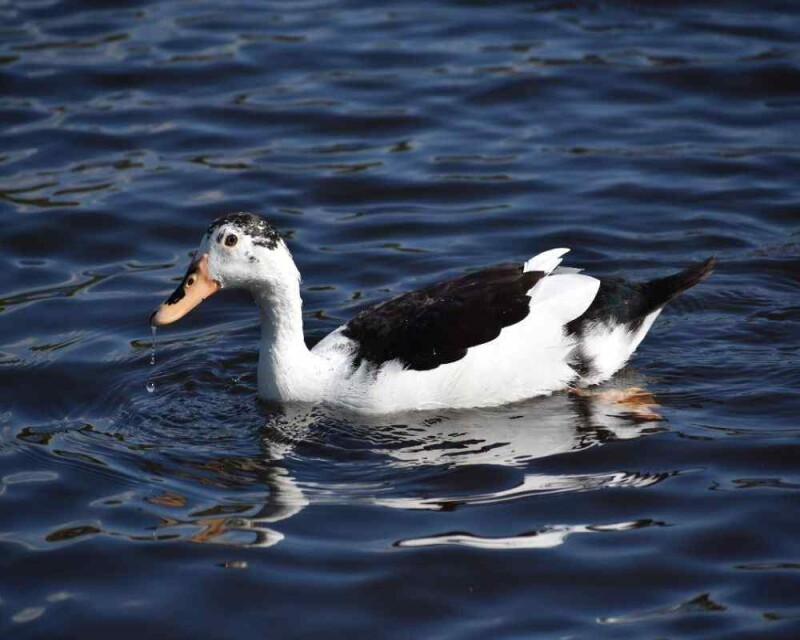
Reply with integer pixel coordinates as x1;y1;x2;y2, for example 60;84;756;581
150;212;296;327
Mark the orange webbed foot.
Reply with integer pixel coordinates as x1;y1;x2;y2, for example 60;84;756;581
570;386;662;421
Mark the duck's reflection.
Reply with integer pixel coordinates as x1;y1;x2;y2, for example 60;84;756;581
395;518;664;550
185;467;307;548
148;435;309;548
150;382;665;548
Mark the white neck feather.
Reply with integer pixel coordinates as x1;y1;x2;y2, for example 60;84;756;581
250;256;330;403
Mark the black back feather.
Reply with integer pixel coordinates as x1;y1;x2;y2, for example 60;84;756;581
343;264;545;371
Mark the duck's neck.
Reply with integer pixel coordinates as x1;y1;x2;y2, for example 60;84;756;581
252;275;328;403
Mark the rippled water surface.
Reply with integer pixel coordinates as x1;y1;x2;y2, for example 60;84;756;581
2;1;800;637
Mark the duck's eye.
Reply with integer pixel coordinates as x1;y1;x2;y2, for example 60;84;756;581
186;275;196;287
225;234;238;247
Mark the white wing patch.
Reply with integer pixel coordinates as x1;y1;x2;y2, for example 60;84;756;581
527;273;600;327
524;248;570;274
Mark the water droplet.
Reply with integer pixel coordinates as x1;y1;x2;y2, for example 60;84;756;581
150;325;157;366
146;325;157;393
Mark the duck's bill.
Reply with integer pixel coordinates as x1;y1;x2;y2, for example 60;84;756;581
150;253;220;327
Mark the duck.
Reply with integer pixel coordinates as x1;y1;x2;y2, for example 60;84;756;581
150;212;714;413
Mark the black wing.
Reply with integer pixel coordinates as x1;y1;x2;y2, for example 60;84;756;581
342;264;545;371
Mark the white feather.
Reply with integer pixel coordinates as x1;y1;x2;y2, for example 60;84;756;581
527;273;600;325
579;308;663;385
524;248;570;274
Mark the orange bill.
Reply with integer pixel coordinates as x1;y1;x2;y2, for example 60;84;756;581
150;253;220;327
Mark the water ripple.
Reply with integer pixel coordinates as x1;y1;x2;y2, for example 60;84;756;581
1;0;799;637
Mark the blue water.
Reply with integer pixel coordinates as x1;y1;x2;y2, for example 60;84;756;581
2;1;800;637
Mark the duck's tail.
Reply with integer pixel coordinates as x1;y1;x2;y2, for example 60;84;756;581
636;257;716;320
567;257;716;334
566;257;715;384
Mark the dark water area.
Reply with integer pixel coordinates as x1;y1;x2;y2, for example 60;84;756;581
1;0;799;637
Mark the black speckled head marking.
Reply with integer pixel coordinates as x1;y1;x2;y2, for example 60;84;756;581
206;212;282;249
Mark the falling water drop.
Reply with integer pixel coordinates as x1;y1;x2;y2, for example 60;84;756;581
146;325;157;393
150;325;157;366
